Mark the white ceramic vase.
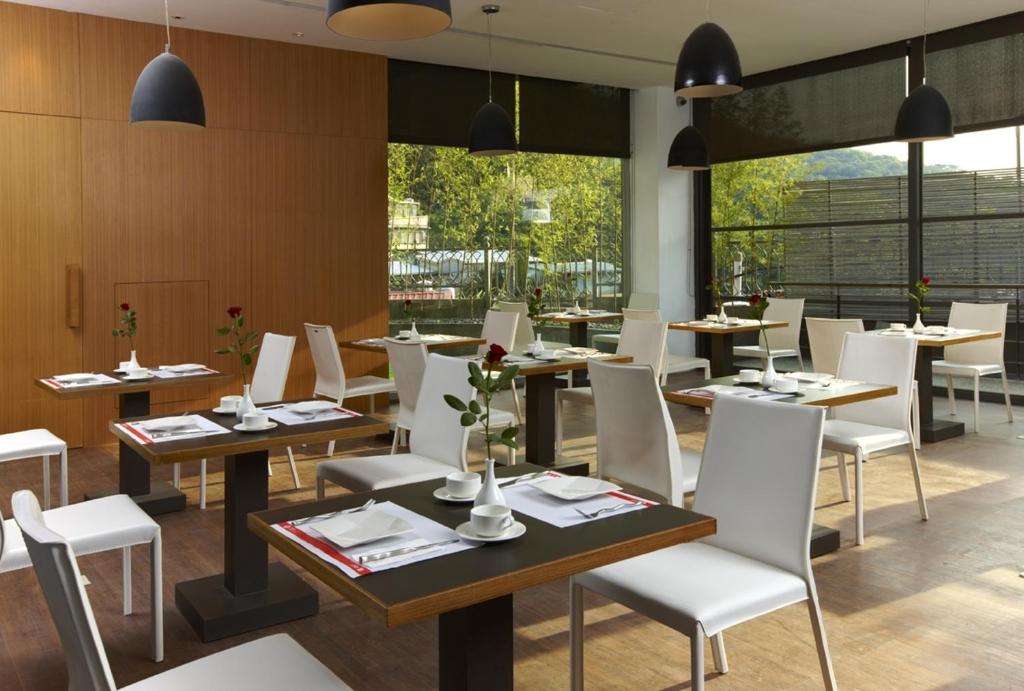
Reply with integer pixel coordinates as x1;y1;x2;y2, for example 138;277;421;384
913;313;925;334
761;357;778;387
718;305;727;322
410;320;419;338
474;458;506;507
236;383;256;422
127;349;140;370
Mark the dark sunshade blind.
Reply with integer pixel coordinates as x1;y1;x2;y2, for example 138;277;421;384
518;76;630;158
388;59;515;148
708;45;906;163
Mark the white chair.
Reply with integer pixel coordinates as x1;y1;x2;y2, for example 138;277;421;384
179;333;300;509
806;317;864;375
555;320;668;453
619;308;710;385
0;429;67;509
384;339;429;453
823;333;928;545
478;309;523;425
733;296;806;371
570;394;836;691
11;490;351;691
496;300;570;352
592;292;659;349
588;359;700;505
316;354;476;497
1;493;163;662
306;323;397;458
933;301;1014;433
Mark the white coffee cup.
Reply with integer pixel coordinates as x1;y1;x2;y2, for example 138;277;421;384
738;369;759;383
890;322;906;332
726;316;740;325
126;367;149;378
243;411;269;429
219;395;241;411
118;360;133;371
445;471;481;499
525;342;537;354
775;377;799;393
398;330;412;339
538;349;557;359
470;504;513;537
705;314;719;322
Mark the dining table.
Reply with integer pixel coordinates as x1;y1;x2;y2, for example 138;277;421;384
339;333;486;353
664;373;898;557
109;402;388;642
866;327;1002;442
668;318;788;377
35;368;232;515
483;351;632;467
534;310;623;385
248;463;717;691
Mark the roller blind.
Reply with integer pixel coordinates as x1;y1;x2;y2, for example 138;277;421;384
388;59;516;148
517;76;630;158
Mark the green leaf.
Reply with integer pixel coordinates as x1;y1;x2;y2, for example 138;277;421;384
459;412;478;427
500;426;518;441
241;353;252;366
443;394;467;412
467;399;482;415
502;439;519;450
214;348;230;355
495;367;517;389
111;329;119;337
215;327;231;336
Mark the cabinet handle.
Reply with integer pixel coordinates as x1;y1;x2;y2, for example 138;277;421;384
65;264;82;328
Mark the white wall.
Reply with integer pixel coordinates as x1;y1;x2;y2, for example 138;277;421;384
630;86;696;356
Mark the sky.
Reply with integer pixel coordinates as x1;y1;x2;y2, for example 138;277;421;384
858;126;1023;170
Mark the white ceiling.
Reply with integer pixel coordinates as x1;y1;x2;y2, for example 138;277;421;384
13;0;1024;88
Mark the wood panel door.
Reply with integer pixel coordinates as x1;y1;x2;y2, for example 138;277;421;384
0;112;83;444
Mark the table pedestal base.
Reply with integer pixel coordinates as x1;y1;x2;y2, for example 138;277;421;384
439;594;513;691
919;419;965;443
175;563;318;642
810;524;840;558
85;481;186;516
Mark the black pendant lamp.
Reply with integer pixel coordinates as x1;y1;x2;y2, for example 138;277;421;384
468;5;516;156
668;125;709;171
130;0;205;130
674;1;742;98
895;0;953;142
326;0;451;41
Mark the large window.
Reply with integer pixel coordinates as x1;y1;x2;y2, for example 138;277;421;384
387;145;625;325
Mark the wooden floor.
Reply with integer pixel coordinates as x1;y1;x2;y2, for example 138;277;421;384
2;380;1023;690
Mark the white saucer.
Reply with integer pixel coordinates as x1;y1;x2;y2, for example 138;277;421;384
122;374;154;381
212;406;238;415
455;520;526;543
233;421;278;433
433;487;476;503
768;386;800;395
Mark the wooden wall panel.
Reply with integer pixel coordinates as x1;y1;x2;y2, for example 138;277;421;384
80;120;252;444
0;112;83;444
78;14;251;130
249;39;388;140
250;131;389;405
0;3;79;117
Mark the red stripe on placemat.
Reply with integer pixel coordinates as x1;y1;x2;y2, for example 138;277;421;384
333;407;362;418
606;490;657;508
42;378;64;390
120;423;154;445
277;522;372;577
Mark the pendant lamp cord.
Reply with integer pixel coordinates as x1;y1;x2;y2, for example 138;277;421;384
705;0;711;22
486;10;494;103
921;0;929;84
163;0;171;52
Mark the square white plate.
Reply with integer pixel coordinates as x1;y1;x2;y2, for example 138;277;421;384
141;416;196;432
533;476;621;501
289;400;339;414
313;511;414;549
164;363;206;373
54;373;96;382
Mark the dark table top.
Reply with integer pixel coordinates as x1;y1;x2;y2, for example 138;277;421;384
36;369;233;399
109;402;389;465
463;352;632;376
249;464;716;627
663;375;897;409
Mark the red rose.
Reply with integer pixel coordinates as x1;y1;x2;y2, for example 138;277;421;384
227;306;243;318
534;288;542;298
922;277;931;285
485;343;507;364
404;299;412;306
749;293;762;306
119;303;130;311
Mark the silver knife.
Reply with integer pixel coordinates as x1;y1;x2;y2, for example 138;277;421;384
358;538;459;565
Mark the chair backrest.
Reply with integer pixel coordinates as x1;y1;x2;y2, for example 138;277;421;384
409;354;475;469
616;319;668;379
477;309;519;356
834;332;916;430
496;301;535;350
250;333;296;404
806;318;864;375
694;395;825;577
628;292;659;309
304;323;346;401
621;308;661;322
12;490;117;691
589;360;695;507
944;301;1008;365
759;297;805;351
384;340;429;430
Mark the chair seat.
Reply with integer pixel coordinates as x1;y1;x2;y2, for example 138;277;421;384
664;353;710;374
591;333;620;345
733;345;799;360
317;453;454;492
345;376;397;398
123;634;350;691
0;494;158;573
821;419;911;456
556;387;594;405
575;541;807;636
0;429;65;463
931;360;1004;377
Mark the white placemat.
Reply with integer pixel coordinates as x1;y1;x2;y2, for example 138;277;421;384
502;473;657;528
262;404;361;426
677;385;793;402
116;415;232;444
271;501;478;578
151;365;220;379
41;373;121;389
